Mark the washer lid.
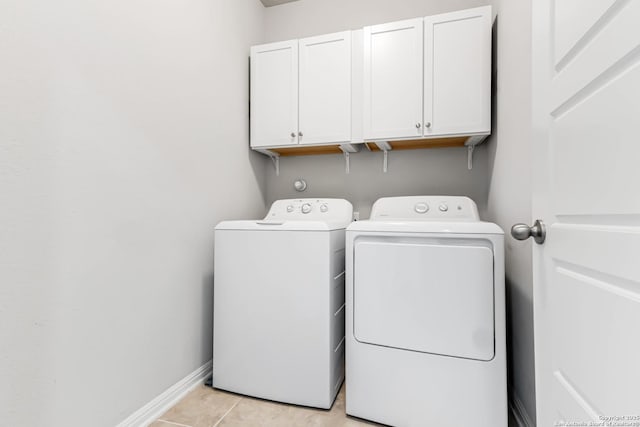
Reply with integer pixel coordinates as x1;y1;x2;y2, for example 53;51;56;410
216;220;346;231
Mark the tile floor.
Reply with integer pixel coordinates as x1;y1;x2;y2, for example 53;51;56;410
152;383;518;427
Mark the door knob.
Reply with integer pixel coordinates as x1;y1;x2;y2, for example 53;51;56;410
511;220;546;244
290;132;296;138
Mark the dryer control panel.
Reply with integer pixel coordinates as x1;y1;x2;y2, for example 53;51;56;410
370;196;479;221
264;198;353;223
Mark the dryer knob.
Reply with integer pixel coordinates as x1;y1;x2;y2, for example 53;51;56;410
301;203;312;214
286;205;294;213
320;204;328;213
439;204;449;212
414;203;429;214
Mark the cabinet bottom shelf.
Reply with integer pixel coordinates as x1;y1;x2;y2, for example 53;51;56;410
364;136;470;151
254;134;487;157
263;144;346;157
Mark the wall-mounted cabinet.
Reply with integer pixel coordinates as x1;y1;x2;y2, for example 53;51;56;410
363;6;491;142
299;32;352;145
424;7;491;137
363;18;424;140
250;32;353;150
250;6;492;158
250;40;298;148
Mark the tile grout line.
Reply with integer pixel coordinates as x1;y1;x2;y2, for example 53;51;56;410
212;397;243;427
155;420;193;427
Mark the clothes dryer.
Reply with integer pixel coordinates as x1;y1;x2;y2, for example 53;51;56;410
346;196;506;426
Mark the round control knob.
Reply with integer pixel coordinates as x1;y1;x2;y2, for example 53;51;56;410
414;203;429;214
439;204;449;212
320;204;328;213
286;205;294;213
301;203;312;214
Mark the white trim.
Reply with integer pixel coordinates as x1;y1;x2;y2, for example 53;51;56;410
509;388;535;427
116;360;213;427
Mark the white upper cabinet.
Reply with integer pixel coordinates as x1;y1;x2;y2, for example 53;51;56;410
299;31;352;145
250;40;299;148
363;18;424;140
424;6;491;136
250;6;492;153
363;7;492;142
250;33;352;149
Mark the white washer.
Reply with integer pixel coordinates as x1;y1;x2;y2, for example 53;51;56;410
213;198;352;409
346;196;507;427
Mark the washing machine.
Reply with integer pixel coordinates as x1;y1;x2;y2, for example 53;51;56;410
213;198;352;409
346;196;506;427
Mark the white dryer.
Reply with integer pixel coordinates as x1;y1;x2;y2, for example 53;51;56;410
346;196;506;427
213;198;352;409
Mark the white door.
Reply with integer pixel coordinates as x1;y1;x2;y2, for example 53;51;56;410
250;40;298;148
363;18;423;140
353;237;495;361
529;1;640;425
299;31;351;145
424;6;491;137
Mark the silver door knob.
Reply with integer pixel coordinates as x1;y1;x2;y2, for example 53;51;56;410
511;220;546;244
425;122;431;128
290;132;296;138
416;123;421;128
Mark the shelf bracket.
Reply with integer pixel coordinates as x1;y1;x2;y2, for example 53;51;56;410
467;145;475;171
375;141;392;173
339;143;360;174
270;155;280;176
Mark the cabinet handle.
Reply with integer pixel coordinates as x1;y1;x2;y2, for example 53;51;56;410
415;123;421;129
425;122;431;128
290;132;296;138
298;131;303;137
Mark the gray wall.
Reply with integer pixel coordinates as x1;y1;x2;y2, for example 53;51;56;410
264;0;491;43
485;0;536;423
263;0;492;218
267;149;489;219
0;1;267;426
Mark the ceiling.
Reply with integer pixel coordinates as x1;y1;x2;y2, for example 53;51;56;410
260;0;300;7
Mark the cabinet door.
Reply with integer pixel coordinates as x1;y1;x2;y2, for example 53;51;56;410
299;31;351;145
424;6;491;136
250;40;298;148
363;18;424;140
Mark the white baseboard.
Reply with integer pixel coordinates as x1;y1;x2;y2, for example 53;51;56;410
116;360;212;427
509;389;534;427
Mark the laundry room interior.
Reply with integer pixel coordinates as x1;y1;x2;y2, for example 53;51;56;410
2;0;638;426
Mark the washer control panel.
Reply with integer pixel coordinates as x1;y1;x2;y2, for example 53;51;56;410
370;196;479;221
265;198;353;222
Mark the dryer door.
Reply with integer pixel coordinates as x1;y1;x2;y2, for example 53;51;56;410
353;236;495;361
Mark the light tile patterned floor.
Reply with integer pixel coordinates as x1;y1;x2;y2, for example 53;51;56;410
152;383;518;427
